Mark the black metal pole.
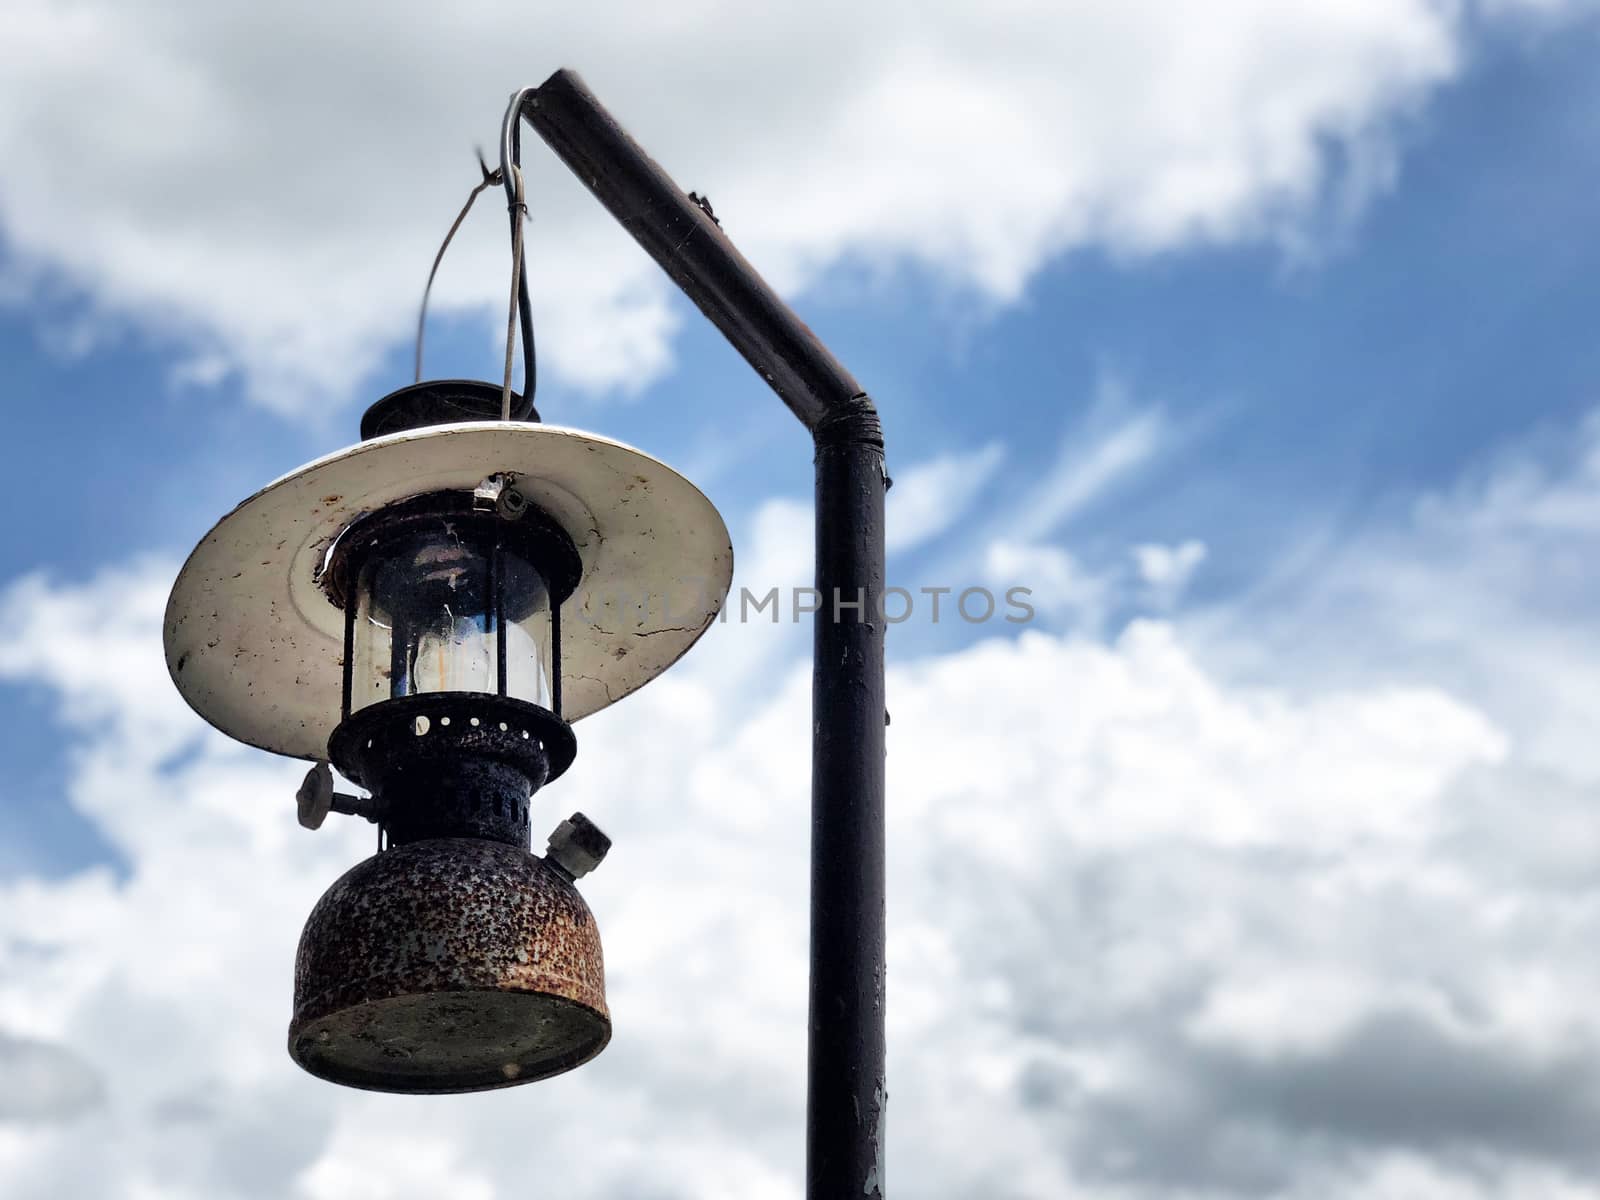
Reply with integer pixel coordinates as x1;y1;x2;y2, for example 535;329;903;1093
524;69;888;1198
808;400;887;1196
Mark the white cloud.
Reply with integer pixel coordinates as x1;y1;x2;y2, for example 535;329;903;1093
1009;385;1170;544
5;429;1599;1198
0;560;195;758
1197;407;1600;784
984;539;1111;631
1132;539;1208;608
683;496;813;695
0;0;1530;415
0;1034;102;1123
887;442;1005;555
14;391;1600;1197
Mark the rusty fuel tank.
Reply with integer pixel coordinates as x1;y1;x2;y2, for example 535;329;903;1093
289;836;609;1093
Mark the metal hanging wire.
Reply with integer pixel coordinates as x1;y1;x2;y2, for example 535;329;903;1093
410;87;540;421
414;158;502;384
502;162;527;422
499;87;539;421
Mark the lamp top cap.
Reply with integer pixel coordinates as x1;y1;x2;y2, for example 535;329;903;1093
359;379;519;441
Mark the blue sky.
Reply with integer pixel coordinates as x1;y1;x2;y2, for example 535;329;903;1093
5;4;1600;1198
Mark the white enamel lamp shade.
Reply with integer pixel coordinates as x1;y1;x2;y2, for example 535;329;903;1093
164;422;733;761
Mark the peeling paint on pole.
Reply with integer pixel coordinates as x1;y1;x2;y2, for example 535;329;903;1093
863;1081;886;1196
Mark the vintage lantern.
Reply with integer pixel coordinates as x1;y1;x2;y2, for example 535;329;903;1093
163;379;732;1092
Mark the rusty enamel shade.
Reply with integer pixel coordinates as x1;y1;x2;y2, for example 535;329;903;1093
290;839;609;1092
163;422;733;761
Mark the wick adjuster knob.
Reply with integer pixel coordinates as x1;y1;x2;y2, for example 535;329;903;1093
296;762;384;830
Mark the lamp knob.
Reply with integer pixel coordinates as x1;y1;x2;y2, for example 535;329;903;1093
297;762;334;830
545;813;611;880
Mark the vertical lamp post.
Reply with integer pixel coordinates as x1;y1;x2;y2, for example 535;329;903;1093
163;69;887;1197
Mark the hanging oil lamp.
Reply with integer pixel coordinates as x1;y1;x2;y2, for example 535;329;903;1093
164;370;730;1092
